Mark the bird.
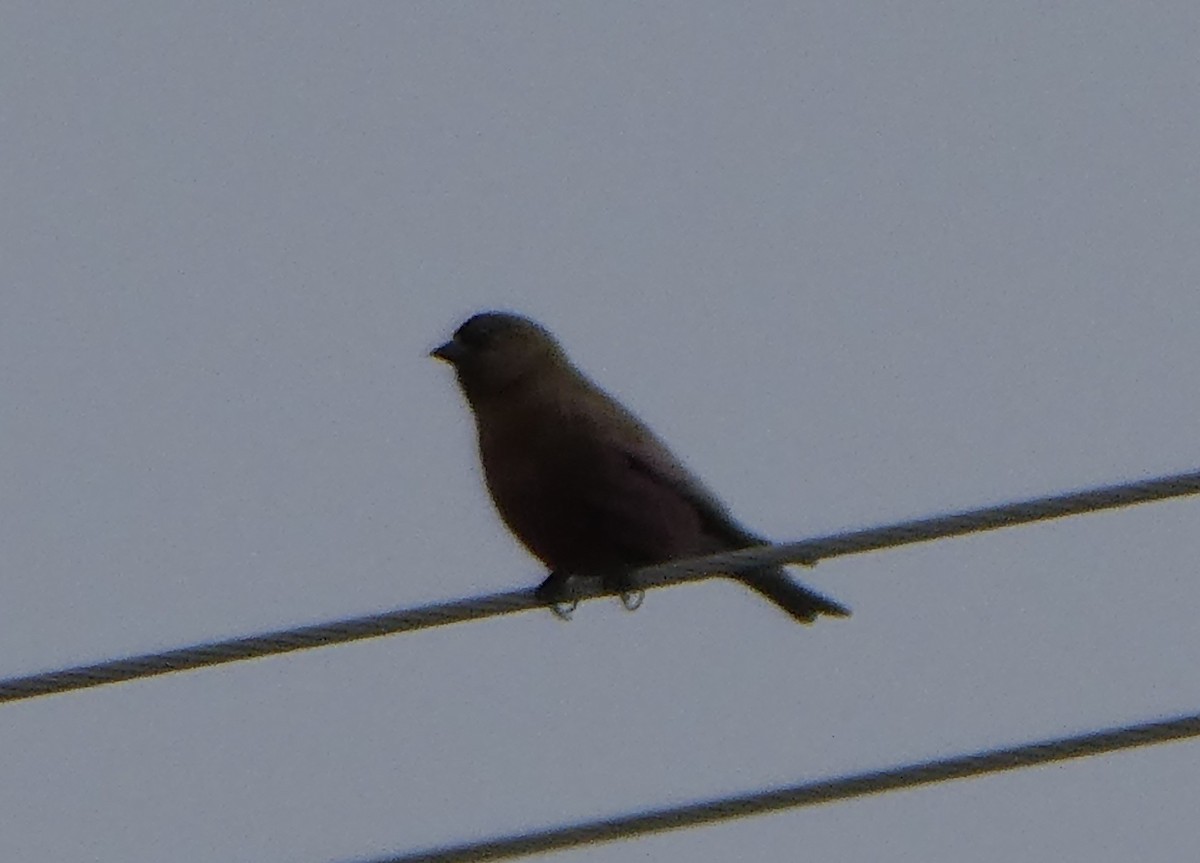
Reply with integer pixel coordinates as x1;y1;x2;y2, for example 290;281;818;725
430;311;849;623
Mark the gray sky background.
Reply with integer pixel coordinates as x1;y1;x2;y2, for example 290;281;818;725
2;4;1199;861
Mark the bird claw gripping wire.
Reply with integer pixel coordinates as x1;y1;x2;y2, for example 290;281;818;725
620;589;645;611
536;571;578;620
550;599;578;620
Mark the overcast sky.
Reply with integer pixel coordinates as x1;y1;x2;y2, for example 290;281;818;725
2;4;1199;862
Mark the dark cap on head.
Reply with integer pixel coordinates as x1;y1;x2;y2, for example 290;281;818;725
430;311;566;398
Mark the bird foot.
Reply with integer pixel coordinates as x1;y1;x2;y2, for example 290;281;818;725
536;571;578;619
620;589;645;611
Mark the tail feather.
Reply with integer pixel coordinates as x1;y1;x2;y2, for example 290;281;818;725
738;566;850;623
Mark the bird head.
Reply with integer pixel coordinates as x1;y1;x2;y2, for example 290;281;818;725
431;312;566;399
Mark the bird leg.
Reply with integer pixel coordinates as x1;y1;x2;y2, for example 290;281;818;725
535;570;578;620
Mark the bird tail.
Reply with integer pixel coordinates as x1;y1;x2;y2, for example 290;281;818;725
737;566;850;624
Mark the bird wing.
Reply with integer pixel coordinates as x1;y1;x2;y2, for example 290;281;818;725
620;436;763;548
578;395;765;553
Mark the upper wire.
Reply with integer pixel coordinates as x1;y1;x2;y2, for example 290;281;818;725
2;468;1198;703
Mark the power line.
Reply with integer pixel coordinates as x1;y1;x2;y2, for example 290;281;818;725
351;711;1200;863
2;468;1198;704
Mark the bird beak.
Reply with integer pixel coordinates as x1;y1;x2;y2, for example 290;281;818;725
430;339;466;364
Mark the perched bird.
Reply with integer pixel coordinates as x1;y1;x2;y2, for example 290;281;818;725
431;311;849;623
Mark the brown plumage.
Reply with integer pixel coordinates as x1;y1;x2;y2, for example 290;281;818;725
431;311;849;623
